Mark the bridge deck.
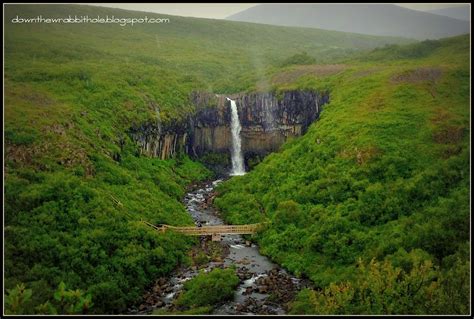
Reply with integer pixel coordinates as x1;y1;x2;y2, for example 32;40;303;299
154;223;261;235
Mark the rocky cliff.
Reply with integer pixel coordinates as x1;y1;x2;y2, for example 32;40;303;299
128;90;329;166
128;120;189;160
191;90;329;157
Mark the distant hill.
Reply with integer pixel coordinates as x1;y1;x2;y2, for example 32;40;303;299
426;5;470;21
227;3;470;40
4;4;413;96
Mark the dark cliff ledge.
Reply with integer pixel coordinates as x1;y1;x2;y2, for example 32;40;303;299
191;90;329;157
237;90;328;132
191;90;329;130
128;120;189;160
128;90;329;163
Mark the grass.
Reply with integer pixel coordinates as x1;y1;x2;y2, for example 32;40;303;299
3;2;468;315
214;35;470;314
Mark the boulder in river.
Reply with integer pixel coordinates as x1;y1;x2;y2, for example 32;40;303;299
244;286;253;295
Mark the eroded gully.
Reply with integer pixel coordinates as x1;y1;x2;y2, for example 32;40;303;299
130;178;310;315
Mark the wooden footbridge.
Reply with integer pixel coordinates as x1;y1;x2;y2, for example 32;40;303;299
141;220;262;241
110;195;263;241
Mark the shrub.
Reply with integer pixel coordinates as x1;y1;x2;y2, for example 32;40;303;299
175;268;239;310
5;282;93;315
281;51;317;66
289;252;455;315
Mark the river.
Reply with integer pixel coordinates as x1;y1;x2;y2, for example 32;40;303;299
130;178;308;315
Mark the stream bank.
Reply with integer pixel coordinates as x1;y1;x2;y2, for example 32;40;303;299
129;178;310;315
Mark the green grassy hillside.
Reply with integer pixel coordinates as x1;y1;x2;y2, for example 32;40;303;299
3;3;466;315
3;4;413;315
214;35;470;314
4;4;414;170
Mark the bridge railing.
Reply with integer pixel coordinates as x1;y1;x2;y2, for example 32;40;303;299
156;223;263;235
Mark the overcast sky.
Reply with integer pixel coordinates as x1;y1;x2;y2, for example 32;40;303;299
88;3;469;19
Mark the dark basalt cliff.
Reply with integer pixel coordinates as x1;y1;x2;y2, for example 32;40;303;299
128;120;189;160
128;90;329;167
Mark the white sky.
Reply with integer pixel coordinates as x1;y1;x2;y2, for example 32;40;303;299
88;3;470;19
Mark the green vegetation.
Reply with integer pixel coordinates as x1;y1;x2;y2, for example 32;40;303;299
4;3;395;314
4;4;412;103
289;249;469;314
214;35;470;314
4;3;469;316
357;39;443;61
175;268;240;311
5;152;212;313
5;282;93;315
154;267;239;315
281;51;317;67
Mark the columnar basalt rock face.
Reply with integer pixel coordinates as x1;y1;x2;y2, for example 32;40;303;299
128;90;329;162
191;90;329;157
128;120;188;160
187;92;231;157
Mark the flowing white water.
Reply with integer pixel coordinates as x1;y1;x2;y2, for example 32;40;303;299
131;179;305;315
227;98;245;176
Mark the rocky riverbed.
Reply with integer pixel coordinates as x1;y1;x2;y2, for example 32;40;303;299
128;179;310;315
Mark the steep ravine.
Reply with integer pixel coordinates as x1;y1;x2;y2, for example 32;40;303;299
129;179;310;315
126;90;325;314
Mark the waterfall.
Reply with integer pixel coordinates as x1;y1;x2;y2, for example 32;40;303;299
227;98;245;176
